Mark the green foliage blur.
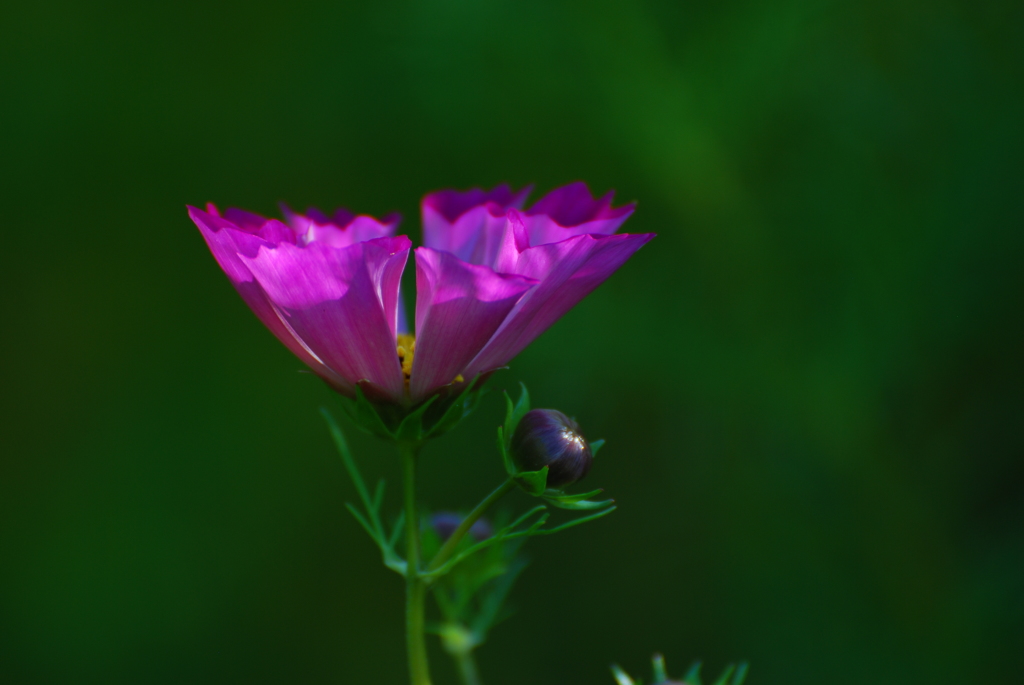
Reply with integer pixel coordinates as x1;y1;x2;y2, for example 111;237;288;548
1;1;1021;683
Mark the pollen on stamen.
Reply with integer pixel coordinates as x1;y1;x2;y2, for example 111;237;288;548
396;333;416;386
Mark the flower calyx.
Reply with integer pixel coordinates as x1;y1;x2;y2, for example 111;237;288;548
511;409;592;487
497;383;611;510
337;374;485;443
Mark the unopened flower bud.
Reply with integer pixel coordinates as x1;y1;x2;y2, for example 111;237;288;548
510;409;593;488
430;511;493;542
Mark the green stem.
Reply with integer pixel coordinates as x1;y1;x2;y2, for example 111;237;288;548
454;649;482;685
401;442;432;685
426;479;515;575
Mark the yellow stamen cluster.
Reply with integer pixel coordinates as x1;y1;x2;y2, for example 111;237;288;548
396;335;466;390
397;333;416;387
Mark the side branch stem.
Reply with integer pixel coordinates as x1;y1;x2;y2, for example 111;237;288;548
427;479;515;574
401;442;432;685
454;649;482;685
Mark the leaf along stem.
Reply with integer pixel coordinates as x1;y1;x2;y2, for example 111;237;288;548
422;504;617;580
322;408;406;574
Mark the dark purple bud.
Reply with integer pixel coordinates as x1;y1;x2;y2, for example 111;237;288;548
510;409;593;488
430;511;493;542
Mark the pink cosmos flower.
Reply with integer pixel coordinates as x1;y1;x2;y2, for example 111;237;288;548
188;183;653;407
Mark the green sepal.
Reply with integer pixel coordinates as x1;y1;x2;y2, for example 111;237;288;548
609;654;747;685
393;394;439;441
590;438;606;457
515;466;549;495
544;496;614;510
542;487;605;503
541;488;613;510
338;384;395;439
497;426;515;476
610;665;636;685
710;665;734;685
422;375;486;439
337;376;484;442
652;653;668;682
502;382;531;451
712;662;747;685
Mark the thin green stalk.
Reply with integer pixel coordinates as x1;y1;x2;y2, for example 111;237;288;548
401;442;432;685
426;479;515;574
454;649;481;685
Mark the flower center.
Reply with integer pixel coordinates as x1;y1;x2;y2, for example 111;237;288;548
396;334;466;390
397;334;415;387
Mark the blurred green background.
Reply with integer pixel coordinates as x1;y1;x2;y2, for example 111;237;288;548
2;1;1022;683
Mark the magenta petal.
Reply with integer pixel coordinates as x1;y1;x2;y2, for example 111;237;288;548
422;203;511;264
421;184;532;264
423;184;532;224
493;211;532;275
462;231;655;379
279;203;400;248
189;206;268;282
222;206;275;232
207;204;300;244
410;248;535;402
188;206;352;392
240;235;412;402
280;203;356;230
524;182;636;245
254;220;298;245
